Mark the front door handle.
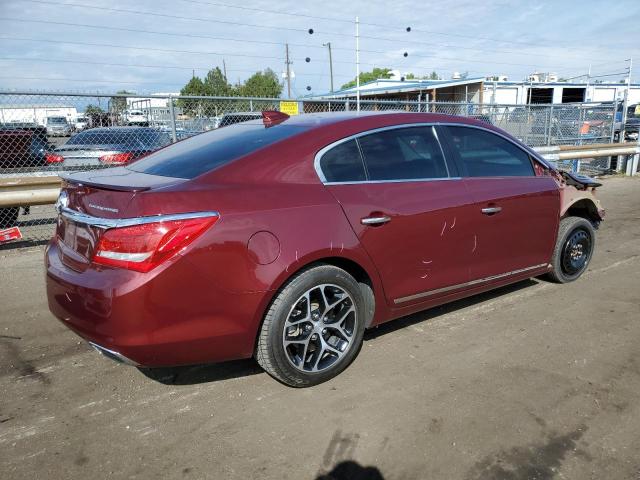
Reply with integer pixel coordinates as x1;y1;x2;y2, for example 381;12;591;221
361;215;391;226
481;206;502;215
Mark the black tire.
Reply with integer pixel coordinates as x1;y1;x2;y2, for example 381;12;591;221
256;264;366;387
0;207;19;229
546;216;596;283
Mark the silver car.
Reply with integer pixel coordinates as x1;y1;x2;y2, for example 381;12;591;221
46;116;71;137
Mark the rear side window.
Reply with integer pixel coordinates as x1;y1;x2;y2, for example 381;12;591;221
358;127;448;181
319;139;366;182
128;123;306;179
445;126;534;177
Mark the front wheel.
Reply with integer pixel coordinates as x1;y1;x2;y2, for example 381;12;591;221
256;264;366;387
546;216;596;283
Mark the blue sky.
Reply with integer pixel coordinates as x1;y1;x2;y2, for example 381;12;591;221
0;0;638;96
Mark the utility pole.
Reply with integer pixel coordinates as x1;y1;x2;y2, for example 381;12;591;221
620;57;633;145
222;59;227;82
285;43;292;99
323;42;334;92
356;16;360;112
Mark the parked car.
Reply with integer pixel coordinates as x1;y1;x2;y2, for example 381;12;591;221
45;116;71;137
0;124;48;228
122;109;149;126
45;127;172;168
73;115;89;132
46;111;604;387
614;103;640;141
217;111;263;128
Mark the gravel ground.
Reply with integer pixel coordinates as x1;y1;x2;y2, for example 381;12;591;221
1;176;639;480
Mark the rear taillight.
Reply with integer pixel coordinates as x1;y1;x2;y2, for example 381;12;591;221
93;215;218;272
46;153;64;163
99;152;134;164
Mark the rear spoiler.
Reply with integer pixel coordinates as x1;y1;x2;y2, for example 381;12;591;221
60;167;185;192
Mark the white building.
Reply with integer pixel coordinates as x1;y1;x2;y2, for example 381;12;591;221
483;81;640;105
126;93;180;123
0;105;78;125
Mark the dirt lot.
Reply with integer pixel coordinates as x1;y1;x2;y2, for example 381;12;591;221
1;177;639;480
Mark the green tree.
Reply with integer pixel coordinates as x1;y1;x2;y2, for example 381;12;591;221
239;68;282;98
203;67;232;96
180;76;207;96
405;73;417;80
341;67;393;89
110;90;133;114
84;104;104;115
179;76;208;116
428;71;439;80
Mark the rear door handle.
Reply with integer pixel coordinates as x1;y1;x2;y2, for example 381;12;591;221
361;215;391;226
481;206;502;215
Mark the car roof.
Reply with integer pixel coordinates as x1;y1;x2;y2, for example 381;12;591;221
235;111;491;131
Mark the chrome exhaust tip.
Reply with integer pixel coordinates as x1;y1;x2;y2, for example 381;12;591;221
89;342;140;367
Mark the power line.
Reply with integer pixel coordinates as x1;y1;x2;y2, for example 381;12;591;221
19;0;611;65
0;75;188;86
171;0;594;52
1;16;572;67
0;35;285;61
0;35;491;76
0;35;562;74
0;17;323;51
0;56;352;78
22;0;313;34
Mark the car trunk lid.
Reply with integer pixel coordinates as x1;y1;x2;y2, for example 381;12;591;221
56;167;187;271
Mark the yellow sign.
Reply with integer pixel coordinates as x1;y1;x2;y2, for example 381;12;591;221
279;101;299;116
635;104;640;116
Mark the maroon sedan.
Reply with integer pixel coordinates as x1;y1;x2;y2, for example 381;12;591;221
46;112;604;387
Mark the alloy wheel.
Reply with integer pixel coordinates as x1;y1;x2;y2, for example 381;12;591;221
282;284;357;373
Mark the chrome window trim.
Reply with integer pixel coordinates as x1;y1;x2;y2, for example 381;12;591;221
59;207;220;229
393;263;549;305
315;122;449;184
440;123;539;177
323;177;462;186
314;121;547;184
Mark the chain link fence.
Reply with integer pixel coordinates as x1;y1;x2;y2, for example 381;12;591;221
0;91;622;247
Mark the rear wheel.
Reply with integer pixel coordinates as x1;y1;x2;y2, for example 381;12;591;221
0;207;19;229
256;264;366;387
546;216;595;283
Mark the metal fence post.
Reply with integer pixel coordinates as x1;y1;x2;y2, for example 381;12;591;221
168;95;177;143
546;104;554;146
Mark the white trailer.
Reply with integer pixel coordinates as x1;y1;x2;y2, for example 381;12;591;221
0;105;78;126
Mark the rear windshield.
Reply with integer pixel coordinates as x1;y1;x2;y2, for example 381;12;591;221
67;130;170;148
127;122;307;179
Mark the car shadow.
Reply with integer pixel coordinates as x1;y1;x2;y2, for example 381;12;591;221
365;278;541;341
138;358;262;385
139;278;542;386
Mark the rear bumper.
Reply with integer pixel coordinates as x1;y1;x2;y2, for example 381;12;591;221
45;240;269;367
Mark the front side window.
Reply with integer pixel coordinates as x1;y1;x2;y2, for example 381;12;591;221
445;126;534;177
358;127;448;181
319;139;366;182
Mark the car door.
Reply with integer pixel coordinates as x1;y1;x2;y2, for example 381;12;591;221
317;125;476;307
439;125;560;282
